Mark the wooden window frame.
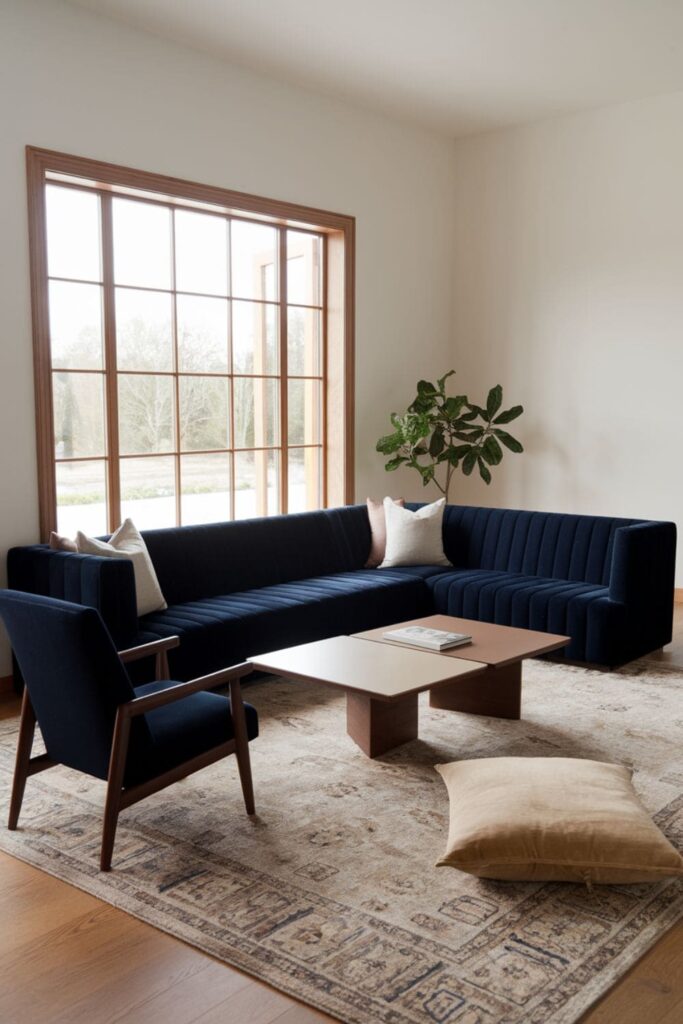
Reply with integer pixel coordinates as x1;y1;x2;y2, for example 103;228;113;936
26;146;355;539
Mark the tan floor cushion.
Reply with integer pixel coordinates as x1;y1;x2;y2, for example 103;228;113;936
436;756;683;884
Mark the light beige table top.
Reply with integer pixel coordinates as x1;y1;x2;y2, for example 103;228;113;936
354;614;570;668
248;635;485;702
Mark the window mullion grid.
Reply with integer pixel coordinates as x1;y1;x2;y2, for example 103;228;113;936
321;233;328;507
100;194;121;533
170;209;182;527
278;228;288;514
228;218;236;521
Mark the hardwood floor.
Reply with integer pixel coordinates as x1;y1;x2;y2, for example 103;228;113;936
0;614;682;1024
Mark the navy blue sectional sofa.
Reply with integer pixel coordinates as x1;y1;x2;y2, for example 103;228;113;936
7;503;676;678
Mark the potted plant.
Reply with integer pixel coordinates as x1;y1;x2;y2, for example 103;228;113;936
376;370;523;501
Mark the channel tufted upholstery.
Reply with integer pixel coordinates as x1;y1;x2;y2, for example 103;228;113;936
7;503;676;674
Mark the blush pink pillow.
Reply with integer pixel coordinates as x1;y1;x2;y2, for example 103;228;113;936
365;497;405;568
49;531;78;552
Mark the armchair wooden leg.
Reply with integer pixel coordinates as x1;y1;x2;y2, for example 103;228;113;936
101;708;131;872
229;679;255;815
8;690;37;830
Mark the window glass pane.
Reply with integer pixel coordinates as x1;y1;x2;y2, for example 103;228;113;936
120;456;176;529
233;377;278;448
175;210;228;296
287;231;322;306
287;307;321;376
288;378;322;445
181;452;231;525
179;376;230;451
232;300;278;375
177;294;228;373
288;447;322;513
56;460;107;537
116;288;173;372
118;374;174;454
53;372;105;458
235;450;279;519
46;186;101;282
49;281;103;370
113;199;172;289
231;221;278;301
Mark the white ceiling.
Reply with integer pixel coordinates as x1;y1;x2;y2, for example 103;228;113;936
67;0;683;137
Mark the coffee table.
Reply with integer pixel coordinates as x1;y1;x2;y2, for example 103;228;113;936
248;635;486;758
354;615;570;720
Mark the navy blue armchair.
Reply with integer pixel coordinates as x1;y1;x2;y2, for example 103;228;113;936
0;590;258;870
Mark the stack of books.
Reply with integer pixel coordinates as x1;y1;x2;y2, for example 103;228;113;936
382;625;472;651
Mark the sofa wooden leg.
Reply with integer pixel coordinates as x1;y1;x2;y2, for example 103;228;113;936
230;679;255;815
8;690;36;830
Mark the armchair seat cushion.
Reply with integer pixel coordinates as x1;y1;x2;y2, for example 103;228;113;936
126;680;258;785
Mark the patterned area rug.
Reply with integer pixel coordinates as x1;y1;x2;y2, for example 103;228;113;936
0;659;682;1024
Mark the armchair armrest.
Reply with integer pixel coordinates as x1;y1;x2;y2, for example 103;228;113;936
122;661;254;718
118;635;180;681
118;635;180;663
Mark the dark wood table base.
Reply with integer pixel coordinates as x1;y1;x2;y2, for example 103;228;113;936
346;691;418;758
429;661;522;720
346;661;522;757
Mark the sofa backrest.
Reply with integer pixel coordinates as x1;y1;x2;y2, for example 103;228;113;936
436;505;641;584
141;505;372;605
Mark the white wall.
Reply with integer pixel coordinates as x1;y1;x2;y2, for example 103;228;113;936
0;0;456;674
450;91;683;583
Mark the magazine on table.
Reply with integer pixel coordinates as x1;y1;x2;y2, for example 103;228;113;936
382;625;472;651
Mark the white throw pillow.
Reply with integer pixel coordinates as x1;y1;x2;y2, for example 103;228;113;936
76;518;167;617
380;497;451;568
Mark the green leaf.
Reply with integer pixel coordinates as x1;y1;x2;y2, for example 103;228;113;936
376;432;402;454
459;408;479;421
446;442;473;466
494;429;524;453
477;457;492;484
416;379;438;398
453;426;484;440
436;369;456;393
481;435;503;465
466;403;488;420
408;395;434;414
413;445;428;456
415;463;435;485
429;429;445;457
449;443;473;460
462;450;477;476
385;455;407;471
486;385;503;420
443;395;466;419
493;404;523;425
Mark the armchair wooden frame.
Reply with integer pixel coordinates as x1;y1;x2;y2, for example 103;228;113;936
8;635;256;871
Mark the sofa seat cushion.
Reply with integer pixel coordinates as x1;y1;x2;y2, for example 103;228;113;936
428;569;625;661
136;569;434;680
126;679;258;784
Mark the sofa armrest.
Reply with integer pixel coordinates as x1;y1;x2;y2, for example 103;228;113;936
608;522;676;645
7;546;139;648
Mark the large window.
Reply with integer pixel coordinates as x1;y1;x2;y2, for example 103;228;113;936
27;148;354;538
